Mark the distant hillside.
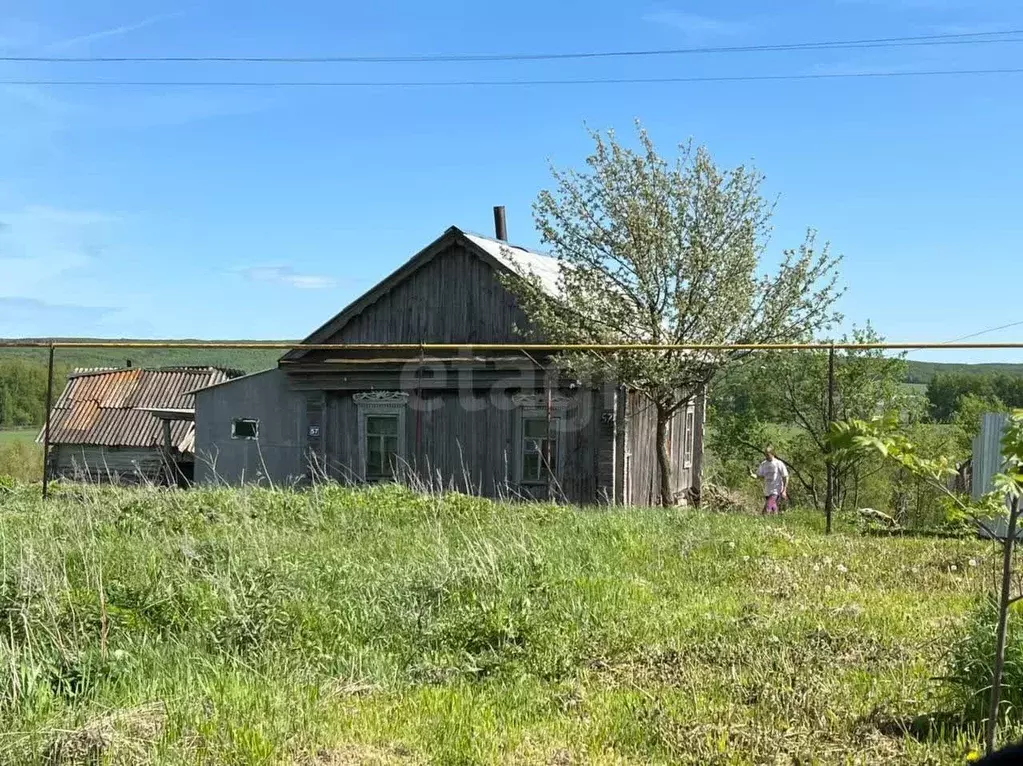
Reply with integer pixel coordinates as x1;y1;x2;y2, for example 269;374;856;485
0;339;280;374
4;339;1023;393
906;360;1023;384
0;340;283;429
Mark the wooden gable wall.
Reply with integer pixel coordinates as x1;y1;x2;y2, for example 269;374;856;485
323;243;534;346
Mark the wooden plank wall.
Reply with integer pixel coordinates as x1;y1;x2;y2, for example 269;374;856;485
52;445;168;484
626;393;697;506
325;389;601;503
325;244;532;345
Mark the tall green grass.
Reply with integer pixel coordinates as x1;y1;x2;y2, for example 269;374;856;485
0;484;1014;764
0;430;42;482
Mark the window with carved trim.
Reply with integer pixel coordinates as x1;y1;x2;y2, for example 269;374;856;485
519;414;560;484
354;392;408;483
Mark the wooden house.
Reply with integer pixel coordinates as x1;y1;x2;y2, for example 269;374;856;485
193;217;705;505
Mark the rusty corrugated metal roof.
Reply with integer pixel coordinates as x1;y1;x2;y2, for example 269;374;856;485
41;367;234;453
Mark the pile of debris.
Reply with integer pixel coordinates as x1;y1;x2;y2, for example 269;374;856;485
699;483;753;514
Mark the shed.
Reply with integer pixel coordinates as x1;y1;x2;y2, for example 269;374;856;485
40;366;240;485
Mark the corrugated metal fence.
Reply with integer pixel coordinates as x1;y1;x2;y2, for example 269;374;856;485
973;412;1009;500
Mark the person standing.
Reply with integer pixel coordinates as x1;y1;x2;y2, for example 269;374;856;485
755;447;789;515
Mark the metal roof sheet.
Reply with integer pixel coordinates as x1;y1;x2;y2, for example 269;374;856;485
464;232;565;297
41;367;233;452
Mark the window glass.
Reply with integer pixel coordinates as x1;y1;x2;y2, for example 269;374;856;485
366;415;399;480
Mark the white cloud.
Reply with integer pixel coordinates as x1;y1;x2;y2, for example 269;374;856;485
287;275;338;289
642;11;753;39
238;266;337;290
44;12;184;52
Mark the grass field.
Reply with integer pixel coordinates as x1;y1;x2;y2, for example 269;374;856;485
0;484;1017;764
0;428;38;445
1;340;1020;386
0;429;42;482
0;342;279;375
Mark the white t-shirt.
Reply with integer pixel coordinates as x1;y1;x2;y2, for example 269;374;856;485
757;458;789;497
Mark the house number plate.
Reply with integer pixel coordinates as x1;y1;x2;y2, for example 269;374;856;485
308;425;321;437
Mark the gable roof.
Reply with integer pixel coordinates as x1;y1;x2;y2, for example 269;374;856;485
39;366;237;452
281;226;564;362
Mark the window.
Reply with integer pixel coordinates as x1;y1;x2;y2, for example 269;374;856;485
354;391;408;483
365;415;400;481
520;415;559;484
683;409;695;468
232;418;258;440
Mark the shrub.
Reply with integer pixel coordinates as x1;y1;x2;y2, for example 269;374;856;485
945;600;1023;722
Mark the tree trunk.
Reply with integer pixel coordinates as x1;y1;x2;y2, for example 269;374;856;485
986;494;1020;755
655;403;673;507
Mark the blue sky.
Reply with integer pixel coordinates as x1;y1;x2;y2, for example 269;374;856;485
0;0;1021;363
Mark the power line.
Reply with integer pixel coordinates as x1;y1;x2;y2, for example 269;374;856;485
1;67;1020;88
945;320;1023;344
1;29;1021;64
904;320;1023;359
5;340;1023;350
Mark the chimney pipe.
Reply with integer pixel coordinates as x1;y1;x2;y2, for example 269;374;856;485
493;206;507;242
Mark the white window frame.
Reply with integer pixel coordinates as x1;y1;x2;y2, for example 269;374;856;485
354;392;408;483
683;407;695;469
231;418;259;441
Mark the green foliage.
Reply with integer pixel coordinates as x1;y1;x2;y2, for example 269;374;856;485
927;372;1023;422
829;409;1023;536
0;484;1006;763
907;361;1023;385
0;360;49;427
710;324;912;512
0;343;279;374
946;601;1023;724
503;123;842;504
952;393;1008;455
830;415;960;484
509;123;842;398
